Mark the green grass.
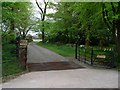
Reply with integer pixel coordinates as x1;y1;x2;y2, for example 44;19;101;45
37;42;75;57
2;43;24;77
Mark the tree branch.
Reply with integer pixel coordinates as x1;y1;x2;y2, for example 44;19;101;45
104;4;112;25
102;3;111;30
42;1;48;21
111;2;116;14
35;0;44;14
38;11;43;19
44;0;48;6
25;26;32;36
117;2;120;14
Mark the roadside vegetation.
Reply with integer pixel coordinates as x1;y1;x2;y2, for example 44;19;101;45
1;1;120;79
2;43;24;79
38;42;118;68
37;42;75;57
2;2;33;78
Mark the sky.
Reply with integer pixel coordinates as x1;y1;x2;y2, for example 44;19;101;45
31;0;57;19
27;31;41;36
28;0;56;36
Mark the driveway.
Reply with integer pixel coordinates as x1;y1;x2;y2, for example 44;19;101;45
27;42;69;63
2;69;118;88
2;42;118;88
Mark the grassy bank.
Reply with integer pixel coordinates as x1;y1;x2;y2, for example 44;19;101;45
37;42;75;57
2;43;24;77
37;42;118;68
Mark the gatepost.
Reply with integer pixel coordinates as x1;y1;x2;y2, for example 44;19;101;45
19;40;28;69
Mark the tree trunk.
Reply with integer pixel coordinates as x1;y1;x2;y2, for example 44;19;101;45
116;20;120;62
85;39;90;47
42;23;45;43
99;38;104;48
116;2;120;63
85;25;90;47
10;7;14;33
65;29;69;43
22;32;26;39
10;20;14;32
35;1;48;43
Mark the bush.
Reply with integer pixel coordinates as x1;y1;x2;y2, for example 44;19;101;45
2;43;23;77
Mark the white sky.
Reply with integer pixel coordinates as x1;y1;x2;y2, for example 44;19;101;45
28;0;57;36
31;0;57;20
27;31;41;36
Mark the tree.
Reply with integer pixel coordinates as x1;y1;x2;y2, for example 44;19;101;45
35;0;48;43
43;2;115;49
2;2;33;42
47;2;107;45
47;2;81;43
2;2;15;42
102;2;120;61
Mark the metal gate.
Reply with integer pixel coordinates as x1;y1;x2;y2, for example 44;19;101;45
75;42;116;68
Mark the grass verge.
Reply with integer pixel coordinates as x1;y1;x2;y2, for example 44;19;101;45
37;42;75;57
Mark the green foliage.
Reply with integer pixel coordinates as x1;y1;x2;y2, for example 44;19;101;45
102;2;120;63
2;43;23;77
45;2;113;46
2;2;33;40
2;2;34;78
